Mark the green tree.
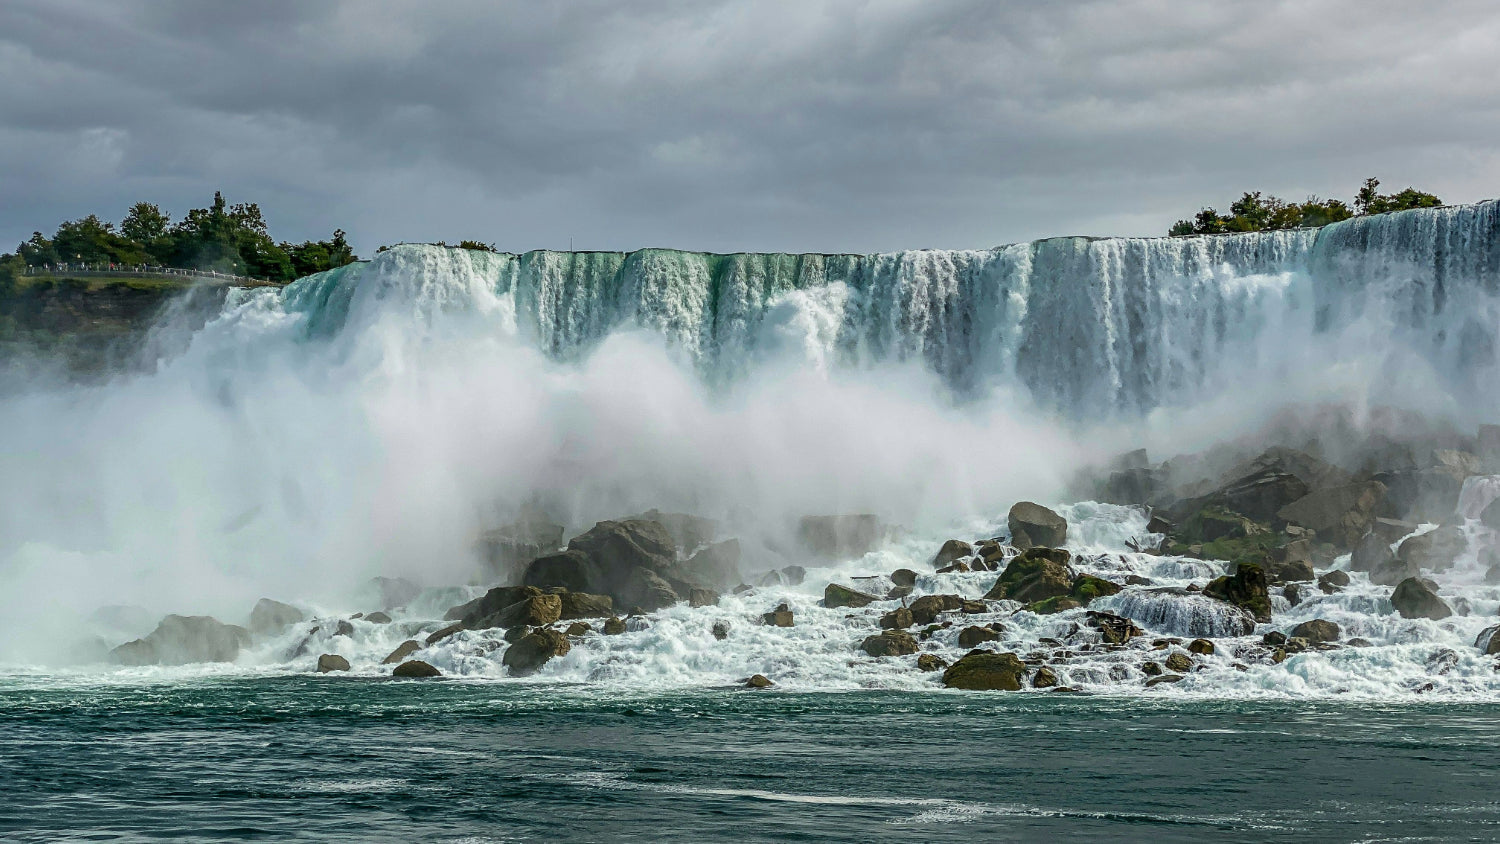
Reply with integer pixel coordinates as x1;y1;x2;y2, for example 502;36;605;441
17;232;58;266
1172;178;1440;235
121;202;170;245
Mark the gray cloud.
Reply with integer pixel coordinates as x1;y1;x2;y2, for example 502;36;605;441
1;0;1497;256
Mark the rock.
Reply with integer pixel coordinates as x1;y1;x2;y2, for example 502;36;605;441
332;619;355;638
108;615;251;666
382;640;422;664
931;540;973;568
983;547;1073;602
1203;563;1272;623
1346;638;1373;647
522;518;711;613
1373;518;1419;543
1397;526;1467;573
602;616;627;635
823;583;879;609
620;568;681;612
1261;557;1315;585
249;599;305;637
908;594;964;625
1086;611;1144;644
779;566;807;586
1318;570;1351;594
1032;666;1058;688
957;625;1002;648
365;611;392;624
1008;502;1067;550
1376;468;1463;524
762;604;795;627
633;509;719;556
369;577;422;611
425;622;463;646
393;660;442;678
489;594;563;630
541;592;607;621
1474;625;1500;655
935;561;970;574
1146;674;1184;687
1391;577;1453;620
1069;574;1123;605
1277;481;1387;548
916;653;948;672
861;630;918;657
1163;652;1192;672
1369;553;1421;587
522;550;603;596
890;568;919;588
1209;468;1312;523
1027;596;1082;615
712;620;730;640
564;621;591;637
1282;583;1303;607
680;539;742;592
688;588;719;608
476;517;566;578
1187;638;1215;655
1141;660;1163;676
502;628;571;676
797;514;887;558
317;653;350;673
1263;630;1288;646
941;651;1027;691
879;607;914;629
745;674;774;688
453;585;541;626
1290;619;1341;644
1125;574;1153;586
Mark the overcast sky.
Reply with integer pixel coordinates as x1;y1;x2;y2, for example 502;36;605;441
2;1;1497;257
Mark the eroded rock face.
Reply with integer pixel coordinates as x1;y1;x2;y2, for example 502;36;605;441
249;599;304;637
1391;577;1453;620
502;629;571;676
984;547;1073;603
110;615;251;666
1277;481;1386;548
1007;502;1067;550
941;651;1026;690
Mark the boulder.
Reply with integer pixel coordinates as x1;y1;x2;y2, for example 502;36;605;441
688;588;719;608
1276;481;1386;548
1282;583;1303;607
890;568;919;589
1260;552;1315;584
681;539;742;592
602;616;627;635
916;653;948;672
1146;674;1184;687
365;611;392;624
745;674;774;688
1208;469;1311;523
1027;596;1082;615
908;594;964;626
454;585;542;626
109;615;251;666
712;620;730;640
564;621;591;637
931;540;973;568
425;622;463;646
476;517;566;578
861;630;918;657
1318;570;1351;593
1163;652;1192;673
1203;563;1272;623
1187;638;1215;655
521;550;603;596
879;607;914;629
502;628;571;676
1290;619;1341;644
823;583;879;609
1375;468;1463;524
392;659;442;678
941;651;1027;690
983;547;1073;602
633;509;718;555
317;653;350;673
382;640;422;664
488;594;562;630
1397;526;1467;573
1369;554;1421;587
1474;625;1500;656
558;591;614;620
1031;666;1059;688
333;620;355;637
1069;574;1123;605
797;514;887;558
1008;502;1067;549
957;625;1001;648
619;568;680;612
249;599;305;637
1390;577;1453;620
762;604;795;627
1141;660;1163;676
1086;611;1144;645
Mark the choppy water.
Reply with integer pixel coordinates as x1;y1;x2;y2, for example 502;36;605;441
2;680;1497;842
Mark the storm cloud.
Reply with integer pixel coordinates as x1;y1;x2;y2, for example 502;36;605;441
2;0;1497;256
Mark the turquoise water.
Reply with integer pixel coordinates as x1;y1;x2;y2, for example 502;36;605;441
3;679;1498;842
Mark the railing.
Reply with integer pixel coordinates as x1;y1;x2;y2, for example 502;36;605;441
21;262;277;286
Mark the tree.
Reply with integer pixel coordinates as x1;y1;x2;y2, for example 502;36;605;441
121;202;170;245
1171;178;1440;235
17;232;58;267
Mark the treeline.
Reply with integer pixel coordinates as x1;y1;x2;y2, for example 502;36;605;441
1169;178;1442;236
0;192;358;284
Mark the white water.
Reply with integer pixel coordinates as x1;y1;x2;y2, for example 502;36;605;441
2;200;1500;697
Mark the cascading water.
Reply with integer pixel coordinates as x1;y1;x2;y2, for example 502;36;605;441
3;200;1500;698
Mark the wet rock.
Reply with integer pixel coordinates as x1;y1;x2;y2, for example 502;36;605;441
879;607;914;629
861;630;918;657
249;599;305;637
502;628;571;676
1141;661;1163;676
1261;557;1315;585
1262;631;1287;647
364;611;392;625
1026;596;1082;615
1086;611;1144;645
1163;652;1192;672
712;620;730;640
382;640;422;664
688;588;720;608
602;616;627;635
558;591;614;620
1187;638;1215;655
941;651;1027;691
1203;563;1272;622
1397;526;1467;573
957;625;1001;648
503;625;533;644
451;585;541;625
762;604;795;627
909;594;964;626
393;659;441;678
983;547;1073;602
916;653;949;672
425;622;463;646
823;583;880;609
931;540;973;569
620;568;681;613
633;509;719;557
1350;531;1397;573
935;561;970;574
1391;577;1453;620
1277;481;1386;548
798;514;888;558
316;653;350;673
1474;625;1500;655
1318;570;1350;594
564;621;591;637
890;569;919;588
1008;502;1068;550
1125;574;1153;586
333;620;355;637
681;539;742;592
1032;666;1058;688
490;594;563;630
476;517;566;578
1346;638;1373;647
1145;674;1184;688
1290;619;1341;644
1369;554;1422;587
109;615;251;666
1282;583;1303;607
745;674;774;688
